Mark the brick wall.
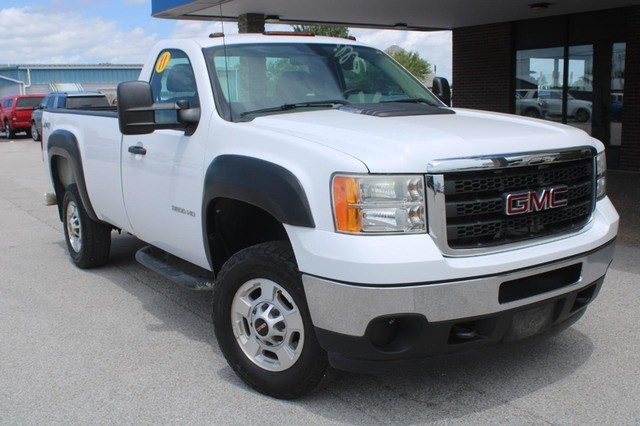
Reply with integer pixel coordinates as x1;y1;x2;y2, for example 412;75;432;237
620;6;640;171
238;13;265;33
452;23;513;113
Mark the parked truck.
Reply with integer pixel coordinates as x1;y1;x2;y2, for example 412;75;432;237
42;34;618;399
1;94;45;139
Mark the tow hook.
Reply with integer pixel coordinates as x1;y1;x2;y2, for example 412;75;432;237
451;324;478;340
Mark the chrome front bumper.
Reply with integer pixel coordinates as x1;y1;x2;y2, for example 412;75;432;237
302;239;615;337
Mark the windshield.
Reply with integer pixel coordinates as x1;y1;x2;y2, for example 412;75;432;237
204;42;442;121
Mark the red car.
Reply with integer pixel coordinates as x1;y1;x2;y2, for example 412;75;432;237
1;94;45;139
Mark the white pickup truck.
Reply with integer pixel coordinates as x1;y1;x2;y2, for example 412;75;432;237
43;33;618;399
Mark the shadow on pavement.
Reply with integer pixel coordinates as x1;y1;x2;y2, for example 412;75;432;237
303;329;593;423
56;233;217;348
212;326;593;423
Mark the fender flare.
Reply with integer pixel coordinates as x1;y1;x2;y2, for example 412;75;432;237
47;130;100;222
202;155;315;266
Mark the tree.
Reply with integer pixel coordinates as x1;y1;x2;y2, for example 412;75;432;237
292;25;350;38
388;50;432;80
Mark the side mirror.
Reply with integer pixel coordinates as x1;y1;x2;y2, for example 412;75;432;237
117;81;201;135
117;81;156;135
432;77;452;107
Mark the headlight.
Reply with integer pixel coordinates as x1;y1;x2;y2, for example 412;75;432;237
596;151;606;200
332;174;426;234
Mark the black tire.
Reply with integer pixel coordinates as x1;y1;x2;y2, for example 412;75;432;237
524;107;541;118
62;184;111;268
575;108;590;122
31;122;40;141
213;241;328;399
4;120;15;139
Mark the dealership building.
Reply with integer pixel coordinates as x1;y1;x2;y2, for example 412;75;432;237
151;0;640;171
0;64;142;103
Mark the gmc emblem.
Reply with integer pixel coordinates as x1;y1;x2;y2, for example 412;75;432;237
505;186;568;216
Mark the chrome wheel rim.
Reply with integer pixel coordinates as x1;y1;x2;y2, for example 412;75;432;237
31;123;38;140
66;200;82;253
231;279;304;372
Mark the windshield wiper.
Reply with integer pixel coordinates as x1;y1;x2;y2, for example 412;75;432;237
382;97;442;107
240;100;350;118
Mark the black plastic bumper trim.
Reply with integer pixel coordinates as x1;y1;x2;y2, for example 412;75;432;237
316;275;605;373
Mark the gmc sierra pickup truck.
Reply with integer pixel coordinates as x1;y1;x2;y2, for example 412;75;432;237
42;34;618;399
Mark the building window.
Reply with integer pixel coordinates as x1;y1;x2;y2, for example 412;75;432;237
567;45;593;133
515;45;593;134
515;47;563;120
610;42;625;146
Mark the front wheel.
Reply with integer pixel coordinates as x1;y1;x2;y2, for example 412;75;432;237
574;108;590;122
31;122;40;141
62;184;111;268
523;107;541;118
4;120;15;139
213;241;328;399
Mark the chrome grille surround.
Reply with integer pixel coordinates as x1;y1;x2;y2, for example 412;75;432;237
426;147;597;257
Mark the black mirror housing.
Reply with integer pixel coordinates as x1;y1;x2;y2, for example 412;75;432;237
432;77;452;107
117;81;201;135
117;81;156;135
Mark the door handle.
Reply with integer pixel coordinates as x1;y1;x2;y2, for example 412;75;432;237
128;145;147;155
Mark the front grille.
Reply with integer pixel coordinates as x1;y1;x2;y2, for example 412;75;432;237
441;158;594;249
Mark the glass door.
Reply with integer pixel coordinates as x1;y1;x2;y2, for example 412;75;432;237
515;45;593;134
565;45;593;133
515;47;563;120
610;42;625;147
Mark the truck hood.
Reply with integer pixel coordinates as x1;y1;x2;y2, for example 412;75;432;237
249;108;599;173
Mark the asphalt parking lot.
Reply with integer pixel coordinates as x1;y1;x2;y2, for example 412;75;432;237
1;135;639;424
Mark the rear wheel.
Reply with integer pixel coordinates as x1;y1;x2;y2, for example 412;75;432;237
213;241;328;399
62;184;111;268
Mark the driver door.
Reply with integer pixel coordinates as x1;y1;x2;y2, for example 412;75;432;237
121;49;209;268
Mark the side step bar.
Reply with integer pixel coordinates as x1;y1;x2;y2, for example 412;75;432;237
135;246;214;291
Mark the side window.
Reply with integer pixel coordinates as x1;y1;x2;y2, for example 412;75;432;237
46;96;55;109
150;49;198;105
149;49;199;124
4;99;14;108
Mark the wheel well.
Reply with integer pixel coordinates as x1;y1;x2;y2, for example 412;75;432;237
50;155;75;220
206;198;289;274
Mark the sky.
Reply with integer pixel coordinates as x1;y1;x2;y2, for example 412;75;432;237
0;0;452;81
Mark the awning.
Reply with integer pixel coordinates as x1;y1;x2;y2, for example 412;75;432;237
151;0;640;30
